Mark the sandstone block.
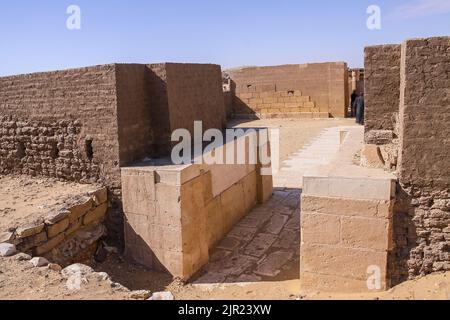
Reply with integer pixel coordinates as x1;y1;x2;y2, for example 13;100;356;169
300;243;387;281
68;197;94;223
301;213;340;245
83;203;108;225
300;271;383;293
34;233;64;256
301;195;393;219
360;144;385;169
91;187;108;205
341;217;391;251
47;218;70;238
16;220;45;238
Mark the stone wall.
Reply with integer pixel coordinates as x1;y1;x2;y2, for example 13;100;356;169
2;188;107;266
226;62;349;118
364;45;401;136
396;37;450;279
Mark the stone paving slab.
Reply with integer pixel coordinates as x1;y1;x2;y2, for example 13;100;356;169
196;188;301;283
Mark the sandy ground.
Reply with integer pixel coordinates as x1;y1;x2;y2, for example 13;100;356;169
0;175;101;232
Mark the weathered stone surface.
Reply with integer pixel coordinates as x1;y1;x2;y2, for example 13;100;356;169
148;291;174;300
91;188;108;205
341;217;391;251
15;253;32;261
30;257;50;267
0;231;14;243
0;243;17;257
244;233;277;258
365;130;395;145
83;203;108;225
45;210;70;224
47;218;70;238
264;214;289;235
61;263;95;278
301;195;393;219
360;144;384;169
48;263;62;272
16;220;45;239
301;213;340;245
34;233;64;256
255;251;293;277
130;290;152;300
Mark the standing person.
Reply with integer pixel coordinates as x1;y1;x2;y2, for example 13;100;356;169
350;90;358;117
355;93;365;125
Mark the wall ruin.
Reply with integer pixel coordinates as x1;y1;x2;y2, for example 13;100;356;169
363;36;450;285
225;62;349;118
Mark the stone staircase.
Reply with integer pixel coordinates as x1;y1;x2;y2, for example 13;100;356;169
273;126;355;189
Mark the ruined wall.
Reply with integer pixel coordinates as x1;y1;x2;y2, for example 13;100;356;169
364;45;401;135
0;65;120;186
226;62;348;118
396;37;450;279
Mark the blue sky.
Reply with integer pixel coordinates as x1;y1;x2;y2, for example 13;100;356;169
0;0;449;76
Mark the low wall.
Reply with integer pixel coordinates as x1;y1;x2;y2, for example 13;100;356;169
121;134;273;279
1;188;108;266
226;62;349;118
300;126;397;293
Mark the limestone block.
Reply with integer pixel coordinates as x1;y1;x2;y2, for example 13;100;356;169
83;203;108;225
300;243;387;282
220;182;246;234
34;233;64;256
90;187;108;205
17;231;47;252
257;173;273;204
68;197;94;223
301;213;340;245
341;216;391;251
16;220;45;239
121;170;156;215
242;171;258;213
45;210;70;224
300;271;382;293
47;218;70;238
301;195;393;219
360;144;385;169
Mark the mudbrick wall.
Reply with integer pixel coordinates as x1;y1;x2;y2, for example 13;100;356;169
0;62;227;249
363;45;402;172
394;37;450;282
226;62;349;118
364;45;401;134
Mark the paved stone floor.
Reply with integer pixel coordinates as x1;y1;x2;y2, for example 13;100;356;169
194;188;301;284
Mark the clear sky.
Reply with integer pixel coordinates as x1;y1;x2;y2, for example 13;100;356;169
1;0;449;76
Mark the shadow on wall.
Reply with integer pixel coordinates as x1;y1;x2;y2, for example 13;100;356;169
389;183;417;286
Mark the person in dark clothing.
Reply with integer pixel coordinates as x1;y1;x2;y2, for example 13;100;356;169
350;90;358;117
355;93;365;125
